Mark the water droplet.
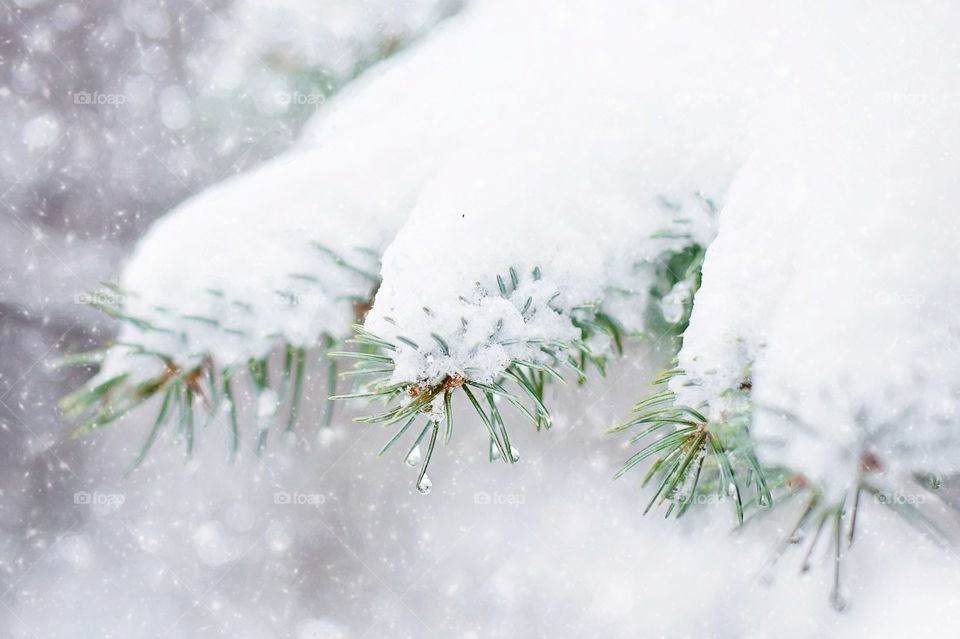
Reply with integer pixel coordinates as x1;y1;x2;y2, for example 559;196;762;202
726;482;738;497
405;446;422;467
758;493;770;508
927;473;943;490
830;592;848;612
509;446;520;462
416;475;432;495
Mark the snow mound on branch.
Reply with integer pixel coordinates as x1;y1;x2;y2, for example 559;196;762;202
673;26;960;492
357;0;787;384
109;0;757;381
103;145;419;378
91;1;471;383
350;0;960;493
365;125;723;384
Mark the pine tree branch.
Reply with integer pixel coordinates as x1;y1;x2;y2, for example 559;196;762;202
611;368;772;526
332;265;630;488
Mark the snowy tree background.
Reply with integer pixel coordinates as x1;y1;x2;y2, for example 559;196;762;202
2;1;960;637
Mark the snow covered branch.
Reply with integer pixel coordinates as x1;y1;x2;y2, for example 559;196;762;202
59;0;960;603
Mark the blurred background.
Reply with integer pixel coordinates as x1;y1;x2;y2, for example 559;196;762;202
2;2;959;638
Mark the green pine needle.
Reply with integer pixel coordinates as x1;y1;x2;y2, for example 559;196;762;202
613;367;770;525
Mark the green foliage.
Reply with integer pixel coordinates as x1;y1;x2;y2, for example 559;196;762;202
331;332;574;486
611;367;771;525
616;367;956;608
60;341;325;468
332;265;629;487
753;474;951;611
61;289;364;468
60;237;384;466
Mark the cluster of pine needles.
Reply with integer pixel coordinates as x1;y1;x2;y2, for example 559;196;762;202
610;367;771;524
615;366;956;610
330;264;626;488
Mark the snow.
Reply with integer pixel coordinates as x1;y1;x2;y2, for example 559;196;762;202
108;0;729;381
365;128;721;384
95;0;460;381
331;0;764;385
306;0;960;505
105;0;960;496
670;7;960;496
6;0;960;635
102;145;408;379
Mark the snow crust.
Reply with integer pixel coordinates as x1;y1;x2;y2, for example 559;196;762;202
358;0;769;384
366;127;723;384
671;4;960;493
102;144;414;379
